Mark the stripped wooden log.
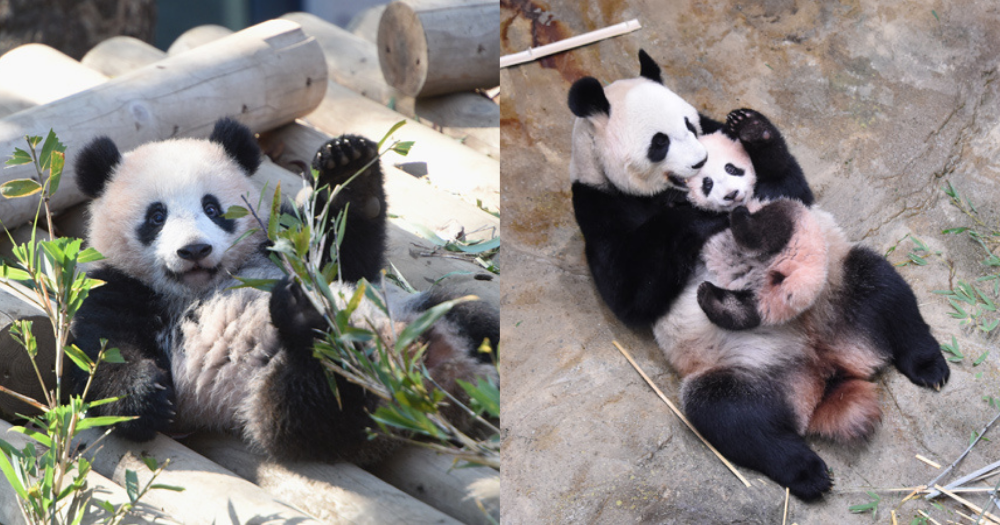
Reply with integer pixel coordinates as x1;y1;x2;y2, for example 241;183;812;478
80;36;164;77
0;19;327;229
183;433;464;525
0;419;176;524
367;446;499;525
78;429;323;523
377;0;500;97
0;44;106;115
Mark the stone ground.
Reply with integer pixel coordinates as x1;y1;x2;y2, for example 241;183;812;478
499;1;1000;523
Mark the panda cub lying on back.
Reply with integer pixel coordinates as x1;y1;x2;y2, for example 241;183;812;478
69;118;498;463
660;117;950;499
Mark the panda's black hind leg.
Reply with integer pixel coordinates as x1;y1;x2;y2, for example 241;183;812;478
842;246;950;389
684;370;832;501
311;135;388;283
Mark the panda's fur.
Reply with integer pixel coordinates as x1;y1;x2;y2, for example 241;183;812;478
657;130;950;500
682;130;756;213
70;119;498;463
569;54;948;500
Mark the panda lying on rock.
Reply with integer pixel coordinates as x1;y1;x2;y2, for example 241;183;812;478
69;118;498;464
568;50;949;500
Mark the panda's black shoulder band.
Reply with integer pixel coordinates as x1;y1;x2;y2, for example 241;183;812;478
209;117;262;177
75;136;121;198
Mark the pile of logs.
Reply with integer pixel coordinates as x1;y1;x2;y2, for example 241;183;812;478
0;3;499;523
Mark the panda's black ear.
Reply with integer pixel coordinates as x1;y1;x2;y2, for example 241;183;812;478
209;118;261;176
75;136;121;198
638;49;663;84
568;77;610;118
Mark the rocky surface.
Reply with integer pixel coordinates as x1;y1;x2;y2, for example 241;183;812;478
499;1;1000;523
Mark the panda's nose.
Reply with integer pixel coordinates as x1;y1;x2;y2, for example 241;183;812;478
724;190;739;201
178;243;213;261
691;156;708;170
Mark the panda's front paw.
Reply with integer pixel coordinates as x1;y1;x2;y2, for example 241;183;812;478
725;108;778;147
729;202;794;255
697;281;761;331
313;134;380;187
102;364;176;442
896;344;951;390
269;276;326;354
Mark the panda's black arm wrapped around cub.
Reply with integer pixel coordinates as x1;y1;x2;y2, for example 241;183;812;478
572;183;727;326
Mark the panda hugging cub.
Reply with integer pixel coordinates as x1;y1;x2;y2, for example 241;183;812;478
69;118;498;463
568;51;949;500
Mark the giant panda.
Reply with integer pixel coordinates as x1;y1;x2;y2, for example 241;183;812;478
655;122;950;500
568;53;948;500
567;52;812;327
69;118;498;463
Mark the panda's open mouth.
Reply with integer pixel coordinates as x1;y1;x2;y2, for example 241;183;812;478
667;175;688;190
167;265;220;287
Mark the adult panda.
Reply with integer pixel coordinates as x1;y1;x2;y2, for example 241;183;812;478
567;51;812;327
69;118;498;463
664;129;949;499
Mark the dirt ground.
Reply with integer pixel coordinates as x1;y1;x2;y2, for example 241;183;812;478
499;1;1000;523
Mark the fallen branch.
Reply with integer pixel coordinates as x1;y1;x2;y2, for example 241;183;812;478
924;409;1000;498
500;19;641;68
612;340;751;488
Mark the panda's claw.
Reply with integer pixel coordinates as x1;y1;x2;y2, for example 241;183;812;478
725;108;778;147
312;134;381;188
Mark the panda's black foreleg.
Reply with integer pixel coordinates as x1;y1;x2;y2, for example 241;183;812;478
311;134;388;283
724;108;814;205
70;267;174;442
729;202;795;255
260;277;387;463
842;246;950;389
683;369;832;501
696;281;761;331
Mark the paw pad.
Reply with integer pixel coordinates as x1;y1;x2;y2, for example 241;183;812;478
725;108;776;145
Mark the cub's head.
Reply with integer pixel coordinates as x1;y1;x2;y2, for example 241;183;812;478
685;131;756;212
568;50;707;195
76;118;265;298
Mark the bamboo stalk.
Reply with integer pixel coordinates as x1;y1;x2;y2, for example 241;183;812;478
500;19;642;68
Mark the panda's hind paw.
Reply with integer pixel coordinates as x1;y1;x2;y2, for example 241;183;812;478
312;134;380;189
725;108;777;147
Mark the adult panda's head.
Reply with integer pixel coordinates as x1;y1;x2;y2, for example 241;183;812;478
568;49;707;195
684;131;756;212
75;118;265;298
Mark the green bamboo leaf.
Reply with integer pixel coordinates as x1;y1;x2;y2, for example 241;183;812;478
48;150;65;194
76;415;136;431
223;205;249;219
64;344;94;372
377;120;407;150
227;276;278;292
77;247;105;264
102;347;125;364
395;296;473;353
392;141;415;156
38;129;66;171
142;456;158;471
973;350;990;365
457;378;499;417
8;426;52;448
0;178;42;198
149;484;185;492
125;469;139;503
4;148;32;166
0;445;28;501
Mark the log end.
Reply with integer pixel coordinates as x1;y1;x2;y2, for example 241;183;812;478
377;2;428;98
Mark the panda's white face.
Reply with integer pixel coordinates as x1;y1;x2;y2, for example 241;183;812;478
593;79;707;195
685;132;756;212
87;139;264;298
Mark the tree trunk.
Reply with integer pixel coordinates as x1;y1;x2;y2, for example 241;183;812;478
0;0;156;60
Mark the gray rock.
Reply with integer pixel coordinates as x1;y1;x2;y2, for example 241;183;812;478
500;1;1000;523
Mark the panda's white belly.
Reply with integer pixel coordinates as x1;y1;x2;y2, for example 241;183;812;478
162;265;284;433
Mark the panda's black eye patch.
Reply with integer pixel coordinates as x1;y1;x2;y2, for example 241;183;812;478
725;163;745;176
685;117;698;136
137;202;166;246
701;177;714;196
203;194;236;234
647;132;670;162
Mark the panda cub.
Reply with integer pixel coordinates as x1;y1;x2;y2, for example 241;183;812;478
70;118;498;463
658;125;950;500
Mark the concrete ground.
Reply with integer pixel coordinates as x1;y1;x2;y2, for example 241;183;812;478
499;1;1000;523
